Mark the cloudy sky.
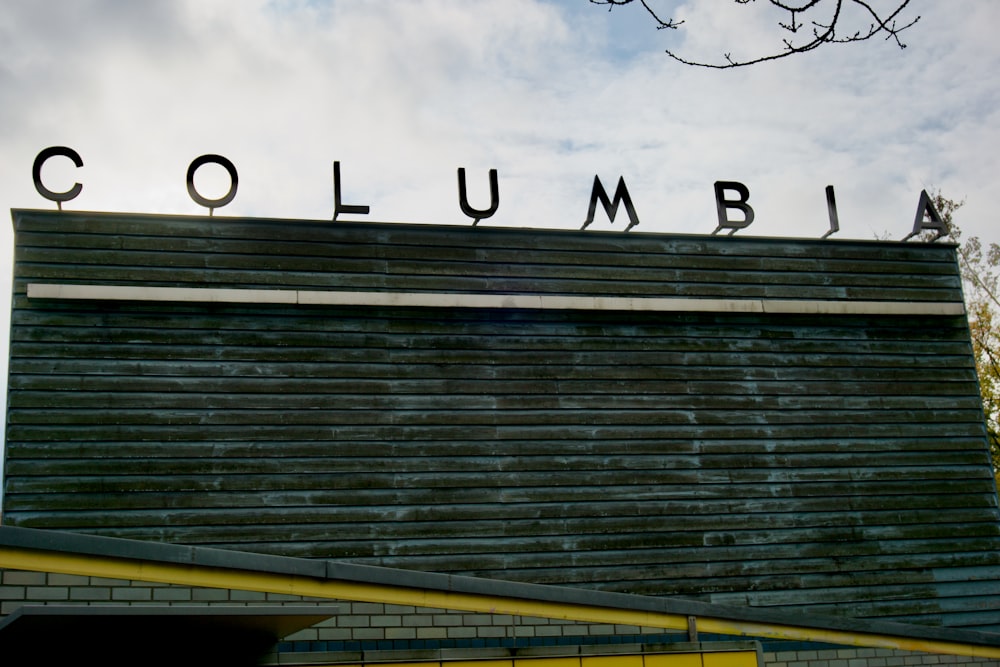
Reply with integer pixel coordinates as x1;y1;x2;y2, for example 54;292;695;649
1;0;998;476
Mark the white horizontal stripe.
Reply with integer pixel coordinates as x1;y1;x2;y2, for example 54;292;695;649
26;283;966;316
762;299;966;316
27;283;298;304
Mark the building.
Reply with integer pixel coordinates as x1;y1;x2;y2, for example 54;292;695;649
3;208;1000;664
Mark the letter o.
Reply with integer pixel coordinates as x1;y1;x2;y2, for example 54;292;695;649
186;154;238;211
33;146;84;205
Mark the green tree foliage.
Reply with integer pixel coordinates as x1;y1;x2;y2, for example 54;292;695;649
931;193;1000;484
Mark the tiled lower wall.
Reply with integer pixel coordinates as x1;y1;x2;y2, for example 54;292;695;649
762;648;1000;667
2;568;998;667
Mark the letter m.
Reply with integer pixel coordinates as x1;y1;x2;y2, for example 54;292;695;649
582;175;640;231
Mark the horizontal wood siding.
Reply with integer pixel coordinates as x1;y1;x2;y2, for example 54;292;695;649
6;210;1000;631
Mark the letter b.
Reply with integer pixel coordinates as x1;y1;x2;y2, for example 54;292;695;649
713;181;754;235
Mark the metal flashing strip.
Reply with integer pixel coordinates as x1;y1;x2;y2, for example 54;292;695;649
26;283;966;317
0;527;999;658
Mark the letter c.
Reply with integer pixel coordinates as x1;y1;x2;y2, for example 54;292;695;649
33;146;83;208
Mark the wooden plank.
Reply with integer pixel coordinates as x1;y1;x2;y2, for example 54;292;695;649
15;246;963;293
12;210;961;261
6;435;991;459
5;449;990;478
7;390;985;413
7;484;996;512
7;421;990;443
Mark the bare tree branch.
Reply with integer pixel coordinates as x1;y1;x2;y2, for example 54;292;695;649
589;0;684;30
589;0;920;69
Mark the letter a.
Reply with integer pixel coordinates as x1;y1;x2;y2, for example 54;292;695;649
712;181;754;235
902;190;947;241
582;175;640;231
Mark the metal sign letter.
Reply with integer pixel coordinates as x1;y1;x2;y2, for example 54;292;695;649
33;146;84;210
822;185;840;239
457;168;499;225
333;161;370;221
582;175;640;231
187;154;238;216
712;181;754;235
902;190;948;241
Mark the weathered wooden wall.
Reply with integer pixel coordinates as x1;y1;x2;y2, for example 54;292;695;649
6;210;1000;631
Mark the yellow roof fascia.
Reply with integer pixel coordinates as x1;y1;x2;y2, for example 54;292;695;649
2;544;1000;659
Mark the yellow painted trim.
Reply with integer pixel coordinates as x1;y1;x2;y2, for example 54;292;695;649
281;652;756;667
645;654;703;667
582;655;644;667
306;654;757;667
701;652;759;667
1;546;998;659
